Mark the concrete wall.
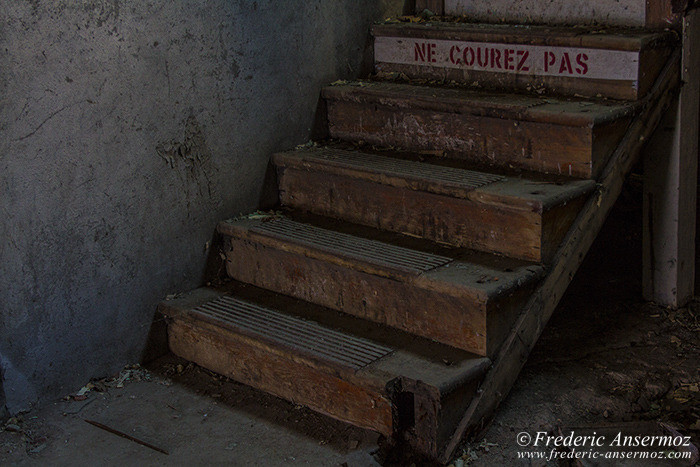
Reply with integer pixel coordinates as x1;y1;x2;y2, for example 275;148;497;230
0;0;406;415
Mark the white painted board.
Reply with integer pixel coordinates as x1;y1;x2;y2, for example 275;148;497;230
375;36;640;81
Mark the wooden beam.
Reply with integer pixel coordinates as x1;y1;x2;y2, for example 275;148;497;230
439;48;682;463
443;0;687;27
643;9;699;308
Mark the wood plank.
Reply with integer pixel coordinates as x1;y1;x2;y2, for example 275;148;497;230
442;0;686;28
217;216;544;356
278;167;542;261
372;24;675;99
439;47;681;462
274;149;595;262
643;10;699;307
162;284;493;392
372;23;675;50
274;148;508;199
322;81;636;125
168;319;395;435
225;234;491;354
326;100;592;177
160;284;493;458
322;82;636;178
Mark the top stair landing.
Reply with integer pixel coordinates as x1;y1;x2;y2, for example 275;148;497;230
418;0;686;29
373;22;676;100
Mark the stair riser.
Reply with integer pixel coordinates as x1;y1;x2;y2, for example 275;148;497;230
278;167;547;262
168;319;394;435
160;286;494;459
223;236;494;355
326;100;628;178
374;36;670;100
435;0;680;28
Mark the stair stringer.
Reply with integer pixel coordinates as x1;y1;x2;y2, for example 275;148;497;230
439;48;682;463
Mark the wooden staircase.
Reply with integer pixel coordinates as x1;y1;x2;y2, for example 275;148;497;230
158;12;682;464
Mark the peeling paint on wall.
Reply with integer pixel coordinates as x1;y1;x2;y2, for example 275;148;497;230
156;115;216;201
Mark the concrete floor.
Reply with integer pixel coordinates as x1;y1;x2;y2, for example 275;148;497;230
2;186;698;466
1;361;381;466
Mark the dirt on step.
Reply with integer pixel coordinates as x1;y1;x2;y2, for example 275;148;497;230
1;180;697;466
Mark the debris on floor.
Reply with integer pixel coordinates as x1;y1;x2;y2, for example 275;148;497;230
1;195;698;465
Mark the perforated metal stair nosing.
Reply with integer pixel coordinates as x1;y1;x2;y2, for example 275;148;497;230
251;217;453;275
191;295;394;371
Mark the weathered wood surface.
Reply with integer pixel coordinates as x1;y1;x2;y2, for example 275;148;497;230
440;0;687;28
161;288;396;433
373;24;675;99
217;216;544;356
160;285;492;458
643;9;699;308
322;82;637;178
440;47;682;463
375;23;675;49
168;318;394;435
274;149;594;262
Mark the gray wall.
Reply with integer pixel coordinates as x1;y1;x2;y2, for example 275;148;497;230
0;0;406;415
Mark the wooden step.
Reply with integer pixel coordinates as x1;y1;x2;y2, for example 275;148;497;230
419;0;685;29
372;23;675;100
322;81;637;178
159;284;491;458
273;148;595;262
217;214;544;357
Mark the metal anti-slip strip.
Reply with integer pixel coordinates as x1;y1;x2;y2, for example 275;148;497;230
252;218;452;274
202;301;386;361
191;295;394;370
310;150;504;190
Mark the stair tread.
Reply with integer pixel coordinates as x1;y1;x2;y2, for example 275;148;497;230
251;216;452;274
218;214;544;299
435;0;682;29
370;21;676;101
274;147;596;212
372;22;675;50
161;283;491;392
322;81;637;126
278;147;505;191
322;80;636;177
192;295;394;370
